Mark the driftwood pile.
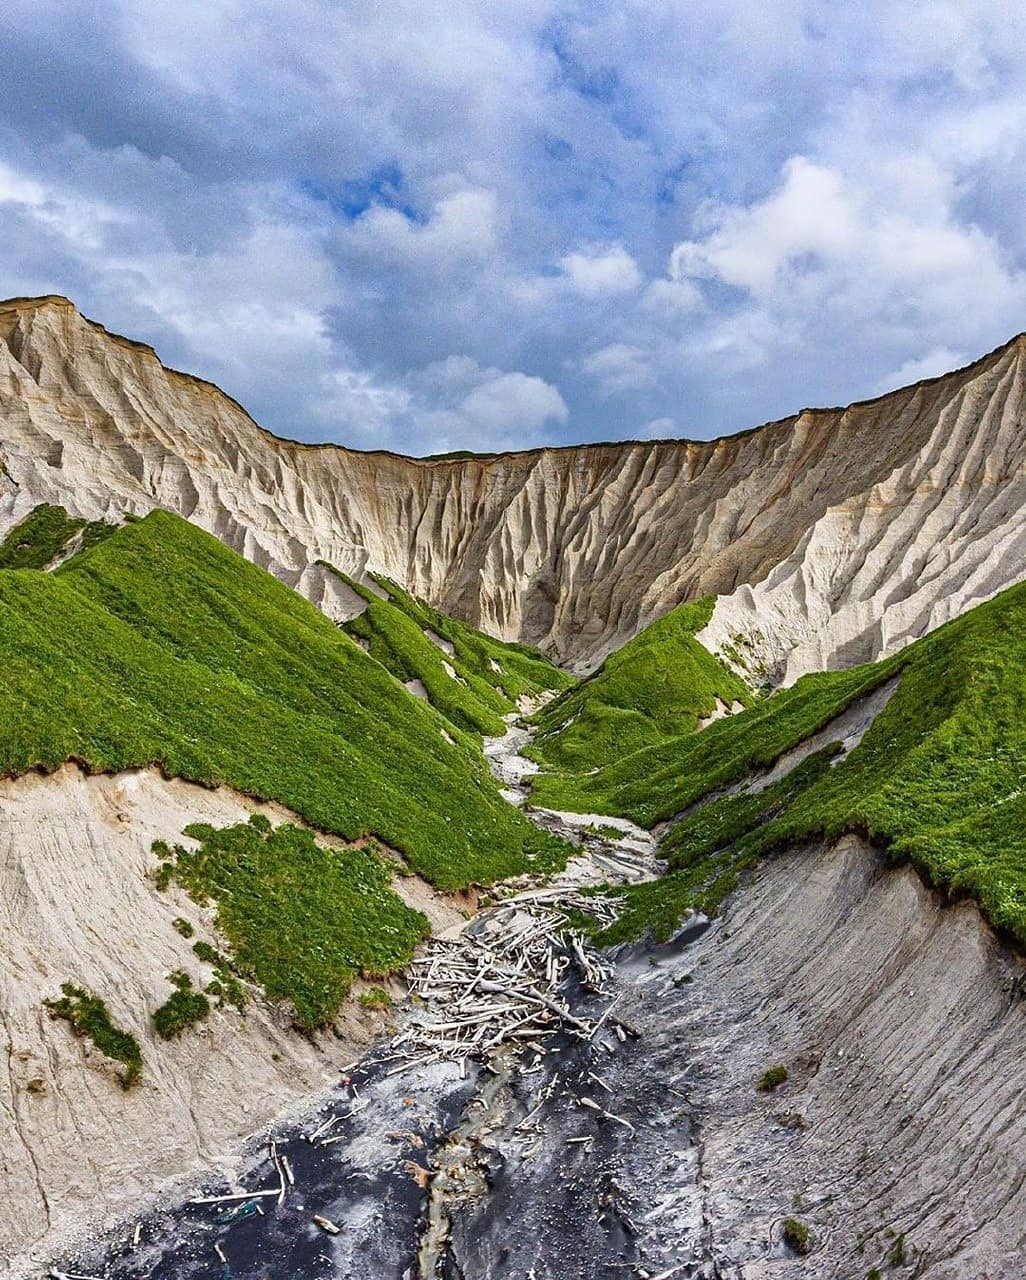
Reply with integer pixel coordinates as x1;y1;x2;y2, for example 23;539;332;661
379;899;625;1075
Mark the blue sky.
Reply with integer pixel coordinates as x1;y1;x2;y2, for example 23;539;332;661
2;1;1026;453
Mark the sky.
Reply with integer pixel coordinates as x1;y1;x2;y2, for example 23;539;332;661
2;2;1026;454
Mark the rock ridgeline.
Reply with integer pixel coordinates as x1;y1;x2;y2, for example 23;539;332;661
2;294;1025;675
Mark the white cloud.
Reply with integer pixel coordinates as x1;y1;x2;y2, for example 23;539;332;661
345;187;500;267
580;342;651;396
460;368;568;433
670;157;858;297
642;277;703;316
670;152;1026;348
636;416;678;439
0;159;125;252
6;2;1026;450
312;355;568;453
873;346;966;395
312;366;413;442
559;243;643;297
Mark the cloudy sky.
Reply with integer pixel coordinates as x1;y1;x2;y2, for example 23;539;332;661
2;2;1026;453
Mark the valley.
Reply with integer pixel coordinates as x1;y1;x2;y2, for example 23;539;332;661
1;296;1026;1278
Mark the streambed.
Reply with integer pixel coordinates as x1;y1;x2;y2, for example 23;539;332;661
52;715;706;1280
54;921;716;1280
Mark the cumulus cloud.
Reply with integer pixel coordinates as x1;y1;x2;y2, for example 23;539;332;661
344;188;501;269
671;158;859;297
461;369;568;434
581;343;652;396
311;354;567;453
873;346;967;395
559;244;643;296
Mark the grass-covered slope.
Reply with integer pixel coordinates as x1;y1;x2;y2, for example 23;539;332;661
527;599;753;777
334;568;572;736
0;503;114;569
571;582;1026;949
157;816;430;1027
0;509;562;888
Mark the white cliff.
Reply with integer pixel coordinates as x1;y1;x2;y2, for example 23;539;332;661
4;295;1026;674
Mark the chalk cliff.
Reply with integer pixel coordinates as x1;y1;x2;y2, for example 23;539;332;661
3;295;1025;674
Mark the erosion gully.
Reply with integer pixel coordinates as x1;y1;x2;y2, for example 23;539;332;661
53;715;716;1280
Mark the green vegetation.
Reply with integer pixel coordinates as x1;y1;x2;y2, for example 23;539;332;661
783;1217;813;1256
528;653;892;818
153;970;210;1039
189;939;248;1008
582;823;627;841
757;1064;789;1092
358;986;392;1008
171;916;194;938
156;817;430;1027
887;1234;909;1267
0;503;114;570
539;575;1026;953
332;568;572;736
0;509;567;889
44;983;142;1087
527;599;752;777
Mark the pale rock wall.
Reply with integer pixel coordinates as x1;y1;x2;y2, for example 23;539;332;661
3;296;1026;672
638;836;1026;1278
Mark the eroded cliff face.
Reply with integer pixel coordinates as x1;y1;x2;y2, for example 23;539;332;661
0;766;462;1276
3;294;1025;673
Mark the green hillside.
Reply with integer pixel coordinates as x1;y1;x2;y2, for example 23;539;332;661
526;598;753;776
557;584;1026;950
333;569;572;736
0;502;114;569
0;509;563;890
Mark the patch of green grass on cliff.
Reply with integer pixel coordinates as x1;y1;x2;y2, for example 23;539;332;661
0;510;567;888
157;815;429;1028
330;567;572;736
152;969;211;1039
44;983;143;1087
0;503;114;570
525;599;753;778
572;581;1026;949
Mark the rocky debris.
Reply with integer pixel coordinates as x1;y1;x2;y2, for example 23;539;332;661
392;902;619;1076
39;834;1026;1280
483;711;662;889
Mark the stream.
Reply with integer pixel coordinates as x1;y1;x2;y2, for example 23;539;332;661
52;717;720;1280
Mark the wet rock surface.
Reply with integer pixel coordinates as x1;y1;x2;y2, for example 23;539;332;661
52;920;712;1280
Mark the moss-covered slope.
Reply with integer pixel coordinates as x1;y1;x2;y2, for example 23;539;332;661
0;509;562;889
334;569;572;736
526;598;753;777
558;582;1026;949
157;816;430;1028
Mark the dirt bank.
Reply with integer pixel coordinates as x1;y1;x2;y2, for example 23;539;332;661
630;835;1026;1278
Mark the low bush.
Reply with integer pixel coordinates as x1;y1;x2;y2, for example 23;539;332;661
757;1064;789;1092
153;972;210;1039
783;1217;812;1255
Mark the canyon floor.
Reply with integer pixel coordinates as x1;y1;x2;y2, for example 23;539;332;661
26;721;1026;1280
